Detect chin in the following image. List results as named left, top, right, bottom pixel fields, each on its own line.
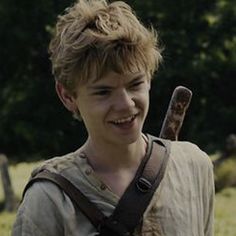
left=111, top=129, right=142, bottom=146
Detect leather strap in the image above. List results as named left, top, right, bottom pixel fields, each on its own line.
left=108, top=134, right=170, bottom=234
left=23, top=170, right=105, bottom=229
left=23, top=134, right=171, bottom=235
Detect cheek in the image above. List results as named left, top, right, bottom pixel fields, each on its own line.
left=133, top=91, right=149, bottom=118
left=139, top=89, right=150, bottom=107
left=81, top=110, right=101, bottom=134
left=80, top=101, right=107, bottom=125
left=141, top=90, right=150, bottom=116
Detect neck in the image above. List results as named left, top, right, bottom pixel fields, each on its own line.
left=82, top=134, right=147, bottom=173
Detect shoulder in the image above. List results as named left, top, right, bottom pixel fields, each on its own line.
left=168, top=140, right=214, bottom=178
left=26, top=150, right=88, bottom=199
left=13, top=181, right=65, bottom=235
left=148, top=134, right=213, bottom=171
left=21, top=180, right=66, bottom=211
left=171, top=141, right=212, bottom=164
left=31, top=150, right=80, bottom=177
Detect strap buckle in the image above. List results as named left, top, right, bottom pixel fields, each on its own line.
left=136, top=177, right=152, bottom=193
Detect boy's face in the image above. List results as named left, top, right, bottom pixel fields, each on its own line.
left=58, top=70, right=150, bottom=146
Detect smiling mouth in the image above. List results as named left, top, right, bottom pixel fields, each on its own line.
left=110, top=114, right=137, bottom=125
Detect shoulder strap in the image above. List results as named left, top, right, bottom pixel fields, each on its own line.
left=23, top=135, right=171, bottom=236
left=23, top=170, right=105, bottom=229
left=105, top=134, right=171, bottom=235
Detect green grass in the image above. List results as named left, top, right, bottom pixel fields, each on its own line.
left=215, top=188, right=236, bottom=236
left=0, top=212, right=16, bottom=236
left=1, top=161, right=236, bottom=235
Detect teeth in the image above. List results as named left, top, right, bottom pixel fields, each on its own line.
left=112, top=115, right=135, bottom=124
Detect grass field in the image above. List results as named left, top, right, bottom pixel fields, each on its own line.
left=0, top=161, right=236, bottom=236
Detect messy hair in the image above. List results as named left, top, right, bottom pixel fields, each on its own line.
left=49, top=0, right=162, bottom=94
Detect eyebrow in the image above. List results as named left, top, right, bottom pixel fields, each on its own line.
left=127, top=74, right=145, bottom=85
left=88, top=85, right=113, bottom=91
left=88, top=73, right=146, bottom=90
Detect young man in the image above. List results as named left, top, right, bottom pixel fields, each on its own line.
left=12, top=0, right=214, bottom=235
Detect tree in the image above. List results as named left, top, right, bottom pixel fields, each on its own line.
left=0, top=0, right=235, bottom=160
left=131, top=0, right=236, bottom=152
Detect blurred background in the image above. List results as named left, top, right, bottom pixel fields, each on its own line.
left=0, top=0, right=235, bottom=161
left=0, top=0, right=235, bottom=234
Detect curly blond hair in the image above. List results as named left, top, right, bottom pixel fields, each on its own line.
left=49, top=0, right=162, bottom=95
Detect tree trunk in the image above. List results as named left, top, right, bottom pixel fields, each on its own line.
left=0, top=154, right=17, bottom=212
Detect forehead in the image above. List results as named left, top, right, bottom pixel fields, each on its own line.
left=89, top=70, right=148, bottom=85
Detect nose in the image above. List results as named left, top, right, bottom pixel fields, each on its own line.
left=113, top=89, right=135, bottom=111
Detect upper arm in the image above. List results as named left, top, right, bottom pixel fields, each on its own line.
left=175, top=141, right=215, bottom=236
left=12, top=181, right=64, bottom=236
left=203, top=157, right=215, bottom=236
left=183, top=142, right=215, bottom=235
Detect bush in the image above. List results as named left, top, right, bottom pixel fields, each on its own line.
left=214, top=156, right=236, bottom=192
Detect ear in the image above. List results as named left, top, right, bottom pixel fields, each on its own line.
left=147, top=79, right=151, bottom=91
left=55, top=81, right=77, bottom=112
left=145, top=73, right=151, bottom=90
left=148, top=81, right=151, bottom=90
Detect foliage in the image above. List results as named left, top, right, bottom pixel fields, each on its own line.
left=131, top=0, right=236, bottom=152
left=0, top=0, right=87, bottom=160
left=214, top=156, right=236, bottom=192
left=0, top=0, right=235, bottom=160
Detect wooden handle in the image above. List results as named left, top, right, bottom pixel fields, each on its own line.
left=159, top=86, right=192, bottom=141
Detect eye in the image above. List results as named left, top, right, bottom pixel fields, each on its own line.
left=94, top=89, right=111, bottom=96
left=130, top=81, right=144, bottom=90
